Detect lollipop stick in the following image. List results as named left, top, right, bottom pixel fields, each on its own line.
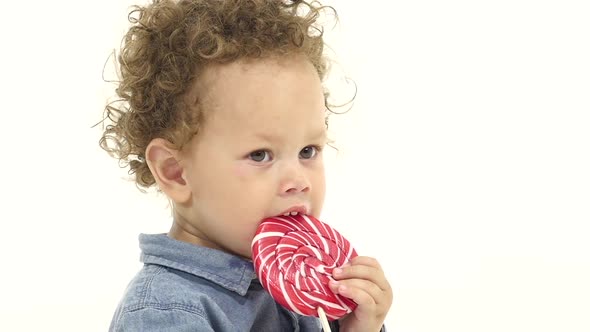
left=317, top=306, right=331, bottom=332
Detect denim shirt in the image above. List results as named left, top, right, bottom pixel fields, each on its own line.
left=108, top=233, right=340, bottom=331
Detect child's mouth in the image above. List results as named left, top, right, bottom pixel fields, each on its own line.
left=277, top=205, right=309, bottom=217
left=282, top=211, right=303, bottom=216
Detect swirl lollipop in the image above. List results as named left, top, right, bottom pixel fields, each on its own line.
left=251, top=213, right=358, bottom=324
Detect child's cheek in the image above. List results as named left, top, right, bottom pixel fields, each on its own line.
left=234, top=162, right=253, bottom=179
left=234, top=161, right=268, bottom=182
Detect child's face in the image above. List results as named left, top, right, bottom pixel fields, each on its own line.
left=176, top=56, right=327, bottom=259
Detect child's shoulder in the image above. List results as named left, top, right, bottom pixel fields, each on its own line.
left=109, top=264, right=223, bottom=331
left=118, top=264, right=220, bottom=311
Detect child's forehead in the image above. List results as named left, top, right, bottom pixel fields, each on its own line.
left=193, top=58, right=327, bottom=139
left=189, top=56, right=324, bottom=111
left=201, top=55, right=313, bottom=85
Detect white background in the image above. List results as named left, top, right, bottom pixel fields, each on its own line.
left=1, top=0, right=589, bottom=331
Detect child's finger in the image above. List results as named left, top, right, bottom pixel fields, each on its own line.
left=330, top=279, right=376, bottom=305
left=329, top=278, right=385, bottom=306
left=332, top=257, right=390, bottom=292
left=349, top=256, right=382, bottom=269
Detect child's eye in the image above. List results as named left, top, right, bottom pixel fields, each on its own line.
left=299, top=145, right=320, bottom=159
left=249, top=150, right=272, bottom=162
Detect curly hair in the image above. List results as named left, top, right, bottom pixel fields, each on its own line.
left=99, top=0, right=337, bottom=189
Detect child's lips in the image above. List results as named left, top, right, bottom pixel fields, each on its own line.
left=277, top=205, right=309, bottom=217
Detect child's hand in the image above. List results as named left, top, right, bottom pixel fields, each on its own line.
left=329, top=256, right=392, bottom=332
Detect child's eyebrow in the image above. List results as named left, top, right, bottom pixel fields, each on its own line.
left=254, top=132, right=281, bottom=143
left=253, top=129, right=327, bottom=143
left=309, top=129, right=328, bottom=141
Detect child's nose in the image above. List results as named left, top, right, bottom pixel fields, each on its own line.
left=279, top=163, right=311, bottom=195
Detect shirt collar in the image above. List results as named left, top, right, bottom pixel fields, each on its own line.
left=139, top=233, right=257, bottom=296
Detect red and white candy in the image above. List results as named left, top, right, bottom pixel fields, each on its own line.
left=251, top=213, right=358, bottom=320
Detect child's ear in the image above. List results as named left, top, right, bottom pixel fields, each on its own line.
left=145, top=138, right=190, bottom=204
